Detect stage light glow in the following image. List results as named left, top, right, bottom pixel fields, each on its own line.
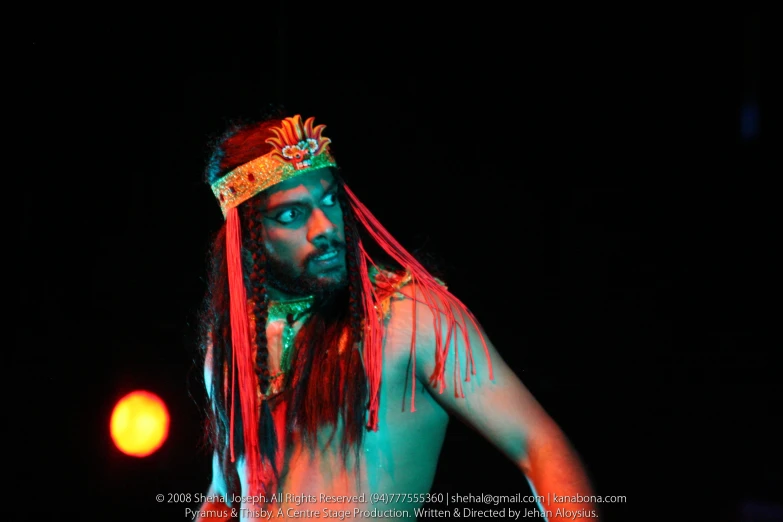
left=110, top=390, right=170, bottom=457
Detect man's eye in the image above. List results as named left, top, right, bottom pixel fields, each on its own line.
left=275, top=209, right=299, bottom=224
left=322, top=192, right=337, bottom=206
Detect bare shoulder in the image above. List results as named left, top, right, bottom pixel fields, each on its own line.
left=384, top=279, right=495, bottom=388
left=386, top=280, right=464, bottom=340
left=384, top=280, right=559, bottom=466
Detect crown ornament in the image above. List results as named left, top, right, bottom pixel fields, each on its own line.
left=210, top=115, right=337, bottom=217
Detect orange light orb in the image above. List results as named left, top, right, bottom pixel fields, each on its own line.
left=110, top=390, right=170, bottom=457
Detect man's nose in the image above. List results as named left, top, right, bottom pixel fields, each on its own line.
left=307, top=208, right=338, bottom=245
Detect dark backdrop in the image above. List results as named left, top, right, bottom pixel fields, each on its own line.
left=20, top=8, right=772, bottom=522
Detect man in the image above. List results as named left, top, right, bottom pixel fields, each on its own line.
left=194, top=113, right=599, bottom=521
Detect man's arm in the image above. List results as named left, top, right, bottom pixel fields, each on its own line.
left=191, top=451, right=234, bottom=521
left=391, top=284, right=599, bottom=522
left=194, top=339, right=235, bottom=522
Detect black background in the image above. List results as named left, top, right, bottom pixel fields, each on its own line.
left=19, top=8, right=773, bottom=522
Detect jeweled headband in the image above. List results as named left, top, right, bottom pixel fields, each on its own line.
left=210, top=115, right=338, bottom=217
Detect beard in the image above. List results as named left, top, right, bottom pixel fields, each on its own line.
left=265, top=242, right=348, bottom=299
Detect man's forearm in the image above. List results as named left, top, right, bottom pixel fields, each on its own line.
left=522, top=431, right=600, bottom=522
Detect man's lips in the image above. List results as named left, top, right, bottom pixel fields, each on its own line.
left=309, top=247, right=344, bottom=268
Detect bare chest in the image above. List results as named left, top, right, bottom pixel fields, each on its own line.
left=242, top=323, right=449, bottom=507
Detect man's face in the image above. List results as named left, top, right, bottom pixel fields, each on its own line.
left=257, top=168, right=348, bottom=299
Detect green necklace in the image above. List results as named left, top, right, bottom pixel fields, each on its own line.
left=265, top=295, right=314, bottom=386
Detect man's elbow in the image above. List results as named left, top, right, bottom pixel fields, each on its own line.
left=521, top=424, right=595, bottom=492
